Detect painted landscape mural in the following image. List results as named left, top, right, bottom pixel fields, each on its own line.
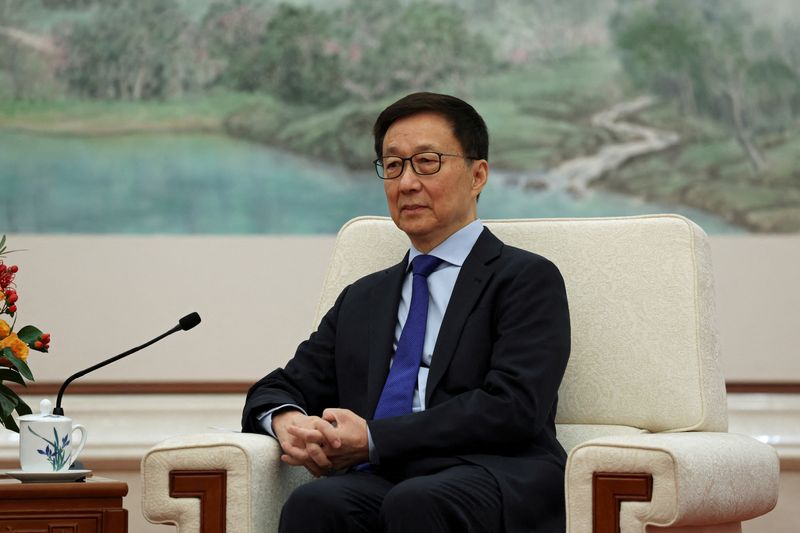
left=1, top=0, right=799, bottom=234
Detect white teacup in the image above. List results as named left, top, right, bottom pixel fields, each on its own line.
left=18, top=399, right=87, bottom=472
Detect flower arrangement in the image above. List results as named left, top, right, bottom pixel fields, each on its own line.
left=0, top=235, right=51, bottom=433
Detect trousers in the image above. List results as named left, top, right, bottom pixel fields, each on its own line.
left=279, top=464, right=504, bottom=533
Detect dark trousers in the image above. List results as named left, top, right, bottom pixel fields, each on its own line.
left=279, top=464, right=504, bottom=533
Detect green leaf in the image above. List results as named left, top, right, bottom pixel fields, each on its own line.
left=17, top=325, right=43, bottom=345
left=0, top=234, right=6, bottom=255
left=15, top=396, right=31, bottom=417
left=0, top=384, right=19, bottom=419
left=0, top=383, right=27, bottom=430
left=2, top=349, right=34, bottom=381
left=1, top=412, right=19, bottom=432
left=0, top=382, right=20, bottom=400
left=0, top=399, right=15, bottom=421
left=0, top=368, right=26, bottom=385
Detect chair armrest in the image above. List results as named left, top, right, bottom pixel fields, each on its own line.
left=141, top=432, right=312, bottom=533
left=565, top=432, right=779, bottom=532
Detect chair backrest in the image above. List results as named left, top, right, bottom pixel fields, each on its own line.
left=314, top=215, right=727, bottom=436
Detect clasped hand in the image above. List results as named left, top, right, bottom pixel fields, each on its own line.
left=272, top=408, right=369, bottom=477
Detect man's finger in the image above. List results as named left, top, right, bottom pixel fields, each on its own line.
left=289, top=423, right=341, bottom=450
left=280, top=453, right=304, bottom=466
left=281, top=455, right=324, bottom=477
left=287, top=425, right=329, bottom=447
left=278, top=432, right=305, bottom=447
left=312, top=417, right=342, bottom=448
left=280, top=440, right=311, bottom=462
left=305, top=442, right=333, bottom=469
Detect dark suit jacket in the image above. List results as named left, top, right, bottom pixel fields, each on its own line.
left=242, top=228, right=571, bottom=532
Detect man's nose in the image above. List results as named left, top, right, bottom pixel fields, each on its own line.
left=397, top=161, right=422, bottom=191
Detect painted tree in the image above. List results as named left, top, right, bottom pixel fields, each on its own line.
left=198, top=0, right=270, bottom=91
left=610, top=0, right=800, bottom=173
left=61, top=0, right=193, bottom=100
left=360, top=0, right=492, bottom=97
left=0, top=0, right=58, bottom=100
left=210, top=0, right=493, bottom=105
left=250, top=4, right=347, bottom=105
left=324, top=0, right=493, bottom=101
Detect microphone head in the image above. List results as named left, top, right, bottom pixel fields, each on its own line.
left=179, top=312, right=201, bottom=331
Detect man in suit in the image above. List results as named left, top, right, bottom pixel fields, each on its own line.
left=242, top=92, right=571, bottom=532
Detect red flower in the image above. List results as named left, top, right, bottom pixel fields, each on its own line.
left=0, top=261, right=16, bottom=290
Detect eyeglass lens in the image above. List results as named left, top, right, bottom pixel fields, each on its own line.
left=376, top=152, right=442, bottom=179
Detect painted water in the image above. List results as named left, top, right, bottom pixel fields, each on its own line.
left=0, top=130, right=741, bottom=234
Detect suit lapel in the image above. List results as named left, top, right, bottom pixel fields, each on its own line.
left=366, top=254, right=408, bottom=416
left=425, top=228, right=503, bottom=406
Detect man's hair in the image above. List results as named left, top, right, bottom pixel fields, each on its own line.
left=373, top=92, right=489, bottom=160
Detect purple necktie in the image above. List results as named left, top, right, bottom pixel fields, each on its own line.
left=373, top=254, right=443, bottom=419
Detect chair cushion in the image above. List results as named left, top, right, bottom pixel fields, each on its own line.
left=556, top=423, right=648, bottom=453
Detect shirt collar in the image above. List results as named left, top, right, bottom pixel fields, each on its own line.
left=408, top=219, right=484, bottom=269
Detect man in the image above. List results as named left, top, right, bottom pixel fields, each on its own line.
left=242, top=92, right=571, bottom=532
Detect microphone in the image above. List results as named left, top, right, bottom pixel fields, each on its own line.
left=52, top=312, right=201, bottom=416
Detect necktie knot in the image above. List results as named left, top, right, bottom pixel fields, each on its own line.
left=412, top=254, right=442, bottom=278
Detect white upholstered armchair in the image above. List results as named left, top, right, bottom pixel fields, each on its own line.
left=142, top=215, right=779, bottom=532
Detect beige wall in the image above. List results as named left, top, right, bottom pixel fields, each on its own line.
left=5, top=230, right=799, bottom=385
left=7, top=234, right=336, bottom=383
left=711, top=235, right=800, bottom=381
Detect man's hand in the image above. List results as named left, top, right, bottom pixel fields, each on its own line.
left=272, top=409, right=340, bottom=477
left=320, top=408, right=370, bottom=470
left=273, top=408, right=370, bottom=474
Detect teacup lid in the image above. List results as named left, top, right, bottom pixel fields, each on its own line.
left=18, top=399, right=69, bottom=422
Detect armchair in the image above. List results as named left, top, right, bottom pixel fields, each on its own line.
left=142, top=215, right=779, bottom=532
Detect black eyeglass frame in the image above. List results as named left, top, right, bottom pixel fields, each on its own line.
left=373, top=152, right=476, bottom=180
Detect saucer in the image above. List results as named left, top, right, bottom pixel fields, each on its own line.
left=4, top=469, right=92, bottom=483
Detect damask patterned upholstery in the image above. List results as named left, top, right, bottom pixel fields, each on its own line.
left=320, top=215, right=726, bottom=435
left=141, top=215, right=779, bottom=532
left=566, top=433, right=779, bottom=531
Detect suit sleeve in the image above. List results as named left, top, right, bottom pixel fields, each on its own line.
left=241, top=286, right=349, bottom=433
left=368, top=257, right=570, bottom=461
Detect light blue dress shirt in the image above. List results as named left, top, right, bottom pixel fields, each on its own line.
left=261, top=219, right=485, bottom=463
left=400, top=218, right=484, bottom=412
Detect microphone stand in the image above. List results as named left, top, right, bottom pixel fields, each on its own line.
left=53, top=313, right=200, bottom=416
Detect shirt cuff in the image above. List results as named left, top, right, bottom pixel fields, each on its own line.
left=257, top=404, right=306, bottom=438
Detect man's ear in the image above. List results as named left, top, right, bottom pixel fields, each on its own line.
left=471, top=159, right=489, bottom=197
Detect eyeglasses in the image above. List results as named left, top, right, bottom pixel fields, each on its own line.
left=373, top=152, right=474, bottom=180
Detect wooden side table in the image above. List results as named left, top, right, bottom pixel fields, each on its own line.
left=0, top=475, right=128, bottom=532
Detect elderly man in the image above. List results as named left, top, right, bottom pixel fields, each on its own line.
left=242, top=92, right=571, bottom=532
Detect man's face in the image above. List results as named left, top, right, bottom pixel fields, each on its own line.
left=382, top=112, right=488, bottom=253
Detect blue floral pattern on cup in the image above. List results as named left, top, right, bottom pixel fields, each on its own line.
left=28, top=426, right=71, bottom=471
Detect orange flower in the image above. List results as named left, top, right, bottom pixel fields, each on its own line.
left=0, top=319, right=9, bottom=338
left=0, top=333, right=28, bottom=361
